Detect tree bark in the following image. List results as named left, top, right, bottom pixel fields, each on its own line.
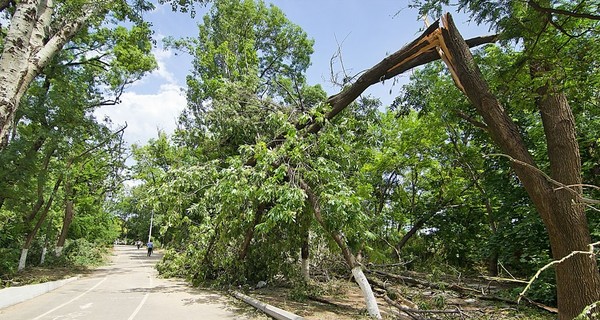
left=18, top=184, right=53, bottom=271
left=300, top=205, right=311, bottom=282
left=244, top=30, right=497, bottom=166
left=438, top=13, right=600, bottom=319
left=0, top=0, right=100, bottom=146
left=40, top=213, right=53, bottom=264
left=18, top=169, right=62, bottom=271
left=56, top=181, right=74, bottom=257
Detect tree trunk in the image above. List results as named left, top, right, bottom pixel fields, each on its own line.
left=18, top=249, right=29, bottom=271
left=201, top=224, right=220, bottom=271
left=0, top=0, right=37, bottom=146
left=55, top=180, right=74, bottom=256
left=300, top=205, right=311, bottom=282
left=301, top=234, right=310, bottom=282
left=18, top=198, right=51, bottom=271
left=536, top=88, right=600, bottom=319
left=238, top=203, right=266, bottom=260
left=0, top=0, right=99, bottom=146
left=40, top=214, right=53, bottom=264
left=56, top=199, right=74, bottom=257
left=18, top=172, right=62, bottom=270
left=439, top=14, right=600, bottom=318
left=294, top=169, right=382, bottom=319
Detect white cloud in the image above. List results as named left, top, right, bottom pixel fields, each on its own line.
left=95, top=83, right=186, bottom=146
left=95, top=46, right=190, bottom=146
left=152, top=48, right=178, bottom=84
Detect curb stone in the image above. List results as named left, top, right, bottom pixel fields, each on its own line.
left=231, top=290, right=305, bottom=320
left=0, top=277, right=79, bottom=309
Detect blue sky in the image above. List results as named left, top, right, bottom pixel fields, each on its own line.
left=94, top=1, right=490, bottom=146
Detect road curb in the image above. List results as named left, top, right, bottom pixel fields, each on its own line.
left=0, top=276, right=79, bottom=309
left=231, top=290, right=305, bottom=320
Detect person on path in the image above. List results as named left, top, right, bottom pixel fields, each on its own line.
left=147, top=239, right=153, bottom=256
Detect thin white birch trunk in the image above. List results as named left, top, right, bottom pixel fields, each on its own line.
left=301, top=258, right=310, bottom=281
left=352, top=266, right=382, bottom=319
left=18, top=248, right=29, bottom=271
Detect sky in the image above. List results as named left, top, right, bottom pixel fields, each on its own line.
left=94, top=1, right=491, bottom=147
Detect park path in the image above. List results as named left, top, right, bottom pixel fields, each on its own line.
left=0, top=245, right=265, bottom=320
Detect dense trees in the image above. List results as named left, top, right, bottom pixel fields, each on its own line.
left=408, top=2, right=600, bottom=317
left=2, top=0, right=599, bottom=319
left=0, top=0, right=156, bottom=271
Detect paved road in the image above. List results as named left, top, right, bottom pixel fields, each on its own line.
left=0, top=245, right=266, bottom=320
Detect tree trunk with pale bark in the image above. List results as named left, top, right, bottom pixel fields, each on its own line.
left=293, top=168, right=382, bottom=319
left=0, top=0, right=99, bottom=147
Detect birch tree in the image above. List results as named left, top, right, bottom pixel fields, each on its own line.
left=0, top=0, right=202, bottom=148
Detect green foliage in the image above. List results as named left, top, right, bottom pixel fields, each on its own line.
left=111, top=3, right=599, bottom=317
left=0, top=248, right=21, bottom=276
left=0, top=0, right=157, bottom=272
left=60, top=238, right=110, bottom=267
left=170, top=0, right=315, bottom=155
left=574, top=301, right=600, bottom=320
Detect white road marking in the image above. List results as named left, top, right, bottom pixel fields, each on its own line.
left=32, top=277, right=108, bottom=320
left=127, top=272, right=154, bottom=320
left=79, top=302, right=93, bottom=309
left=127, top=293, right=149, bottom=320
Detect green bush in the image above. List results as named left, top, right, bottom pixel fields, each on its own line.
left=0, top=248, right=20, bottom=276
left=61, top=238, right=109, bottom=267
left=156, top=249, right=187, bottom=278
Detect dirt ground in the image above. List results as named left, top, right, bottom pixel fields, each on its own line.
left=243, top=278, right=555, bottom=320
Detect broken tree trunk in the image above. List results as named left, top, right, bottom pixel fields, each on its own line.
left=244, top=29, right=496, bottom=166
left=437, top=13, right=600, bottom=319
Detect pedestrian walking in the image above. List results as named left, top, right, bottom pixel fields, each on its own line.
left=147, top=239, right=154, bottom=256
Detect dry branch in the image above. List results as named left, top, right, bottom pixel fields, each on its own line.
left=368, top=269, right=481, bottom=294
left=368, top=276, right=419, bottom=309
left=518, top=241, right=600, bottom=303
left=370, top=269, right=558, bottom=314
left=383, top=295, right=463, bottom=319
left=480, top=276, right=528, bottom=284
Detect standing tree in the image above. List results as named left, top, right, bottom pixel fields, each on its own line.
left=0, top=12, right=156, bottom=270
left=406, top=2, right=600, bottom=316
left=0, top=0, right=206, bottom=148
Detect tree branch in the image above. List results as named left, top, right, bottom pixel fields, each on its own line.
left=487, top=153, right=600, bottom=205
left=528, top=0, right=600, bottom=21
left=518, top=241, right=600, bottom=303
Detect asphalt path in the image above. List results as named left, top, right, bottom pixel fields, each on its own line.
left=0, top=245, right=265, bottom=320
